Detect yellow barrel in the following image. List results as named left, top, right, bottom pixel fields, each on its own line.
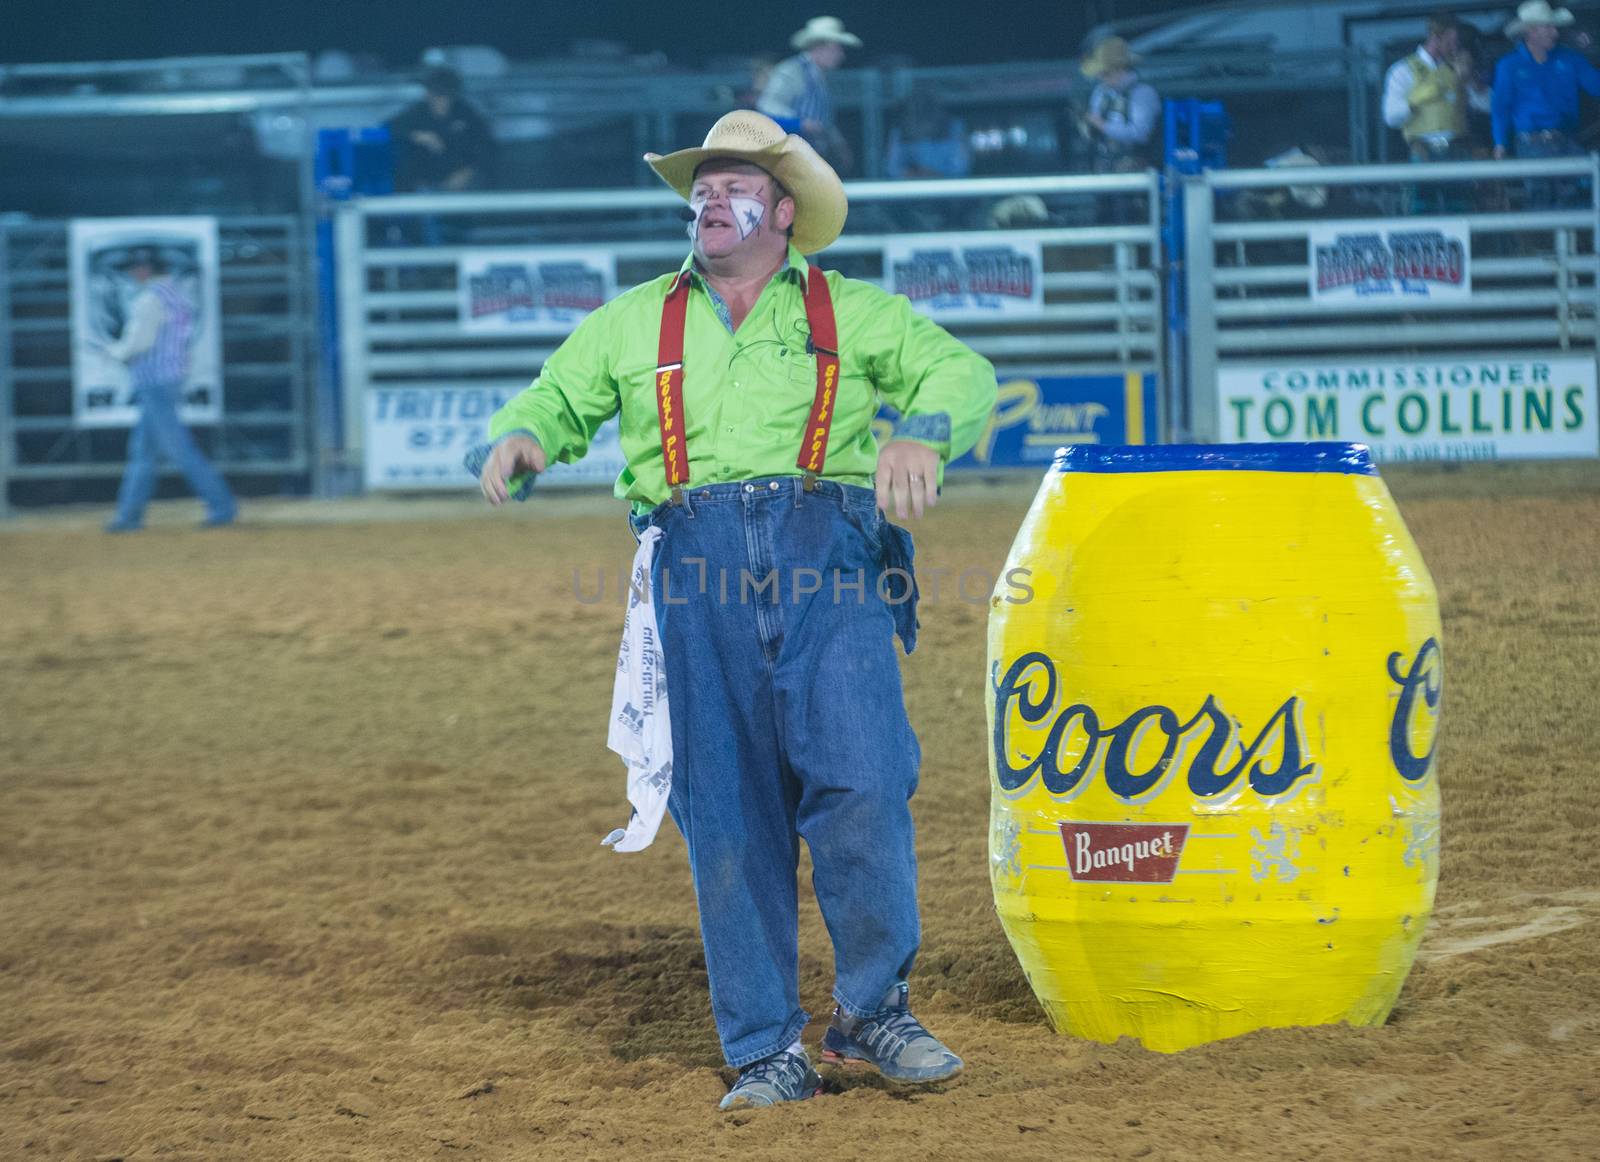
left=987, top=442, right=1441, bottom=1052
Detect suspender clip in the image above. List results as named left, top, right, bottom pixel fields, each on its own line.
left=670, top=485, right=686, bottom=506
left=801, top=471, right=819, bottom=492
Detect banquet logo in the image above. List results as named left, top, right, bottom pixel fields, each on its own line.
left=991, top=652, right=1317, bottom=801
left=1060, top=821, right=1189, bottom=883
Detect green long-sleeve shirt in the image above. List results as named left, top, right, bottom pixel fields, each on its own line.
left=485, top=245, right=998, bottom=510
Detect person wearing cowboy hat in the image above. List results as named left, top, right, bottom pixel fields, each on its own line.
left=757, top=16, right=862, bottom=169
left=100, top=246, right=237, bottom=533
left=1078, top=36, right=1160, bottom=174
left=1491, top=2, right=1600, bottom=162
left=469, top=110, right=994, bottom=1111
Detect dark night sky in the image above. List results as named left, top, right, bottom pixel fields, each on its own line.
left=9, top=1, right=1193, bottom=69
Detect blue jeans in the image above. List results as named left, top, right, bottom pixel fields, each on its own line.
left=1515, top=133, right=1587, bottom=210
left=113, top=381, right=236, bottom=527
left=631, top=477, right=923, bottom=1067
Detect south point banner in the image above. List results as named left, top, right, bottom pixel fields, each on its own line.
left=458, top=249, right=615, bottom=334
left=878, top=372, right=1159, bottom=468
left=365, top=386, right=625, bottom=490
left=885, top=234, right=1044, bottom=322
left=69, top=217, right=223, bottom=428
left=1217, top=356, right=1598, bottom=461
left=1310, top=218, right=1470, bottom=305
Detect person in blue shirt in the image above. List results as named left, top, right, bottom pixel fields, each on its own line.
left=1491, top=2, right=1600, bottom=159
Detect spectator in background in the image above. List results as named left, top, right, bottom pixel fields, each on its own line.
left=758, top=15, right=861, bottom=172
left=1079, top=37, right=1160, bottom=174
left=101, top=249, right=236, bottom=534
left=1384, top=13, right=1491, bottom=162
left=1492, top=2, right=1600, bottom=161
left=885, top=95, right=970, bottom=180
left=388, top=66, right=494, bottom=192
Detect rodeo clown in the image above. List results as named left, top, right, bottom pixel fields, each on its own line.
left=469, top=110, right=997, bottom=1111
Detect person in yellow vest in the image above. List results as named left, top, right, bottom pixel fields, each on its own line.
left=1382, top=13, right=1491, bottom=163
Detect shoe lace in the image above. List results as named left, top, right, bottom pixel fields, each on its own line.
left=857, top=1008, right=929, bottom=1062
left=737, top=1051, right=805, bottom=1092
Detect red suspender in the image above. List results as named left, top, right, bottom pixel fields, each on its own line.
left=797, top=268, right=840, bottom=479
left=655, top=271, right=692, bottom=488
left=654, top=265, right=839, bottom=493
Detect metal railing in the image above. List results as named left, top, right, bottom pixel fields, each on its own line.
left=0, top=215, right=316, bottom=513
left=331, top=173, right=1164, bottom=472
left=1179, top=155, right=1600, bottom=440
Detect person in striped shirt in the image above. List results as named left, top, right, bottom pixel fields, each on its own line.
left=103, top=248, right=236, bottom=533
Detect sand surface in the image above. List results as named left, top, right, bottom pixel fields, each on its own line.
left=2, top=464, right=1598, bottom=1160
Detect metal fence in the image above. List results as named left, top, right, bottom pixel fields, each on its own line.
left=0, top=215, right=316, bottom=514
left=331, top=173, right=1164, bottom=476
left=1179, top=155, right=1600, bottom=442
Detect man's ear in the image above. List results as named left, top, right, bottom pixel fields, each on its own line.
left=773, top=194, right=797, bottom=233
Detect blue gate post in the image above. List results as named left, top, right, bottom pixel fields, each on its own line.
left=314, top=127, right=392, bottom=495
left=1162, top=99, right=1229, bottom=441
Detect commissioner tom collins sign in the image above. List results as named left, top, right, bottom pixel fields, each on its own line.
left=1217, top=356, right=1598, bottom=461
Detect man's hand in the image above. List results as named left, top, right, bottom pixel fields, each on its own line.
left=876, top=439, right=941, bottom=520
left=479, top=434, right=546, bottom=506
left=410, top=130, right=446, bottom=154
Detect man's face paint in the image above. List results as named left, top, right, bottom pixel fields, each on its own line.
left=687, top=194, right=767, bottom=242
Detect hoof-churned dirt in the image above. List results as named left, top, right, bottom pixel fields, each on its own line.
left=3, top=463, right=1597, bottom=1160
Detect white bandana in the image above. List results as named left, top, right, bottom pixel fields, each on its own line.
left=687, top=195, right=767, bottom=241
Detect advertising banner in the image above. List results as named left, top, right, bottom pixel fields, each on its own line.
left=1309, top=218, right=1470, bottom=305
left=1216, top=356, right=1598, bottom=461
left=69, top=216, right=223, bottom=428
left=879, top=371, right=1160, bottom=469
left=458, top=248, right=615, bottom=335
left=365, top=386, right=626, bottom=490
left=884, top=234, right=1045, bottom=322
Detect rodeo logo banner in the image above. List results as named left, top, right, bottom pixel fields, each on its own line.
left=1309, top=218, right=1470, bottom=305
left=885, top=234, right=1044, bottom=323
left=69, top=216, right=223, bottom=429
left=458, top=248, right=615, bottom=335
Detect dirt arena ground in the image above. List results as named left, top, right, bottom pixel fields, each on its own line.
left=2, top=462, right=1598, bottom=1161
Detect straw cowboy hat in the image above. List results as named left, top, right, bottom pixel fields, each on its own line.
left=1080, top=36, right=1139, bottom=79
left=1506, top=1, right=1574, bottom=35
left=645, top=109, right=848, bottom=254
left=791, top=15, right=862, bottom=50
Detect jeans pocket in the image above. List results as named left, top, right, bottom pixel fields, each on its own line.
left=880, top=520, right=920, bottom=655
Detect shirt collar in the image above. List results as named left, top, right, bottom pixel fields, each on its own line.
left=1416, top=45, right=1437, bottom=68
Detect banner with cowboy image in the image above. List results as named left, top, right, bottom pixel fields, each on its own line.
left=69, top=217, right=223, bottom=428
left=458, top=248, right=616, bottom=335
left=1310, top=218, right=1471, bottom=306
left=885, top=233, right=1045, bottom=322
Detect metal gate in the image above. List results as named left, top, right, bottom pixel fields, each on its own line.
left=0, top=214, right=316, bottom=514
left=1180, top=156, right=1600, bottom=444
left=331, top=172, right=1166, bottom=483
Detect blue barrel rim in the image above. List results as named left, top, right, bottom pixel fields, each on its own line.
left=1052, top=442, right=1377, bottom=475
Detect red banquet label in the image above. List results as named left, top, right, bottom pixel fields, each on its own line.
left=1060, top=821, right=1189, bottom=883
